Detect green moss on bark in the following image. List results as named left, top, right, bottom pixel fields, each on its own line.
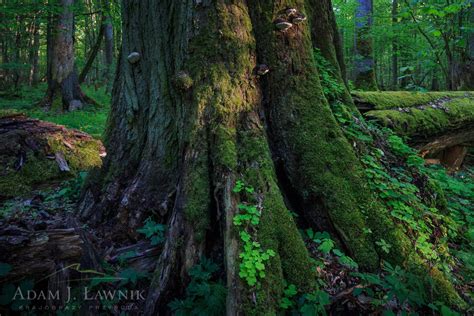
left=214, top=126, right=238, bottom=171
left=238, top=127, right=317, bottom=315
left=182, top=150, right=211, bottom=243
left=366, top=97, right=474, bottom=136
left=181, top=3, right=317, bottom=313
left=248, top=0, right=379, bottom=270
left=0, top=136, right=102, bottom=198
left=354, top=91, right=474, bottom=110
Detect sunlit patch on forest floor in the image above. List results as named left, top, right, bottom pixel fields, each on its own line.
left=0, top=84, right=110, bottom=139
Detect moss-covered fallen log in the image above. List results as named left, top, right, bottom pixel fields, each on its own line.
left=0, top=113, right=104, bottom=198
left=363, top=97, right=474, bottom=138
left=353, top=91, right=474, bottom=111
left=354, top=92, right=474, bottom=168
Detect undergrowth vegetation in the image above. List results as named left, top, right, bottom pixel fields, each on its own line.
left=332, top=101, right=473, bottom=314
left=233, top=180, right=276, bottom=287
left=169, top=258, right=227, bottom=316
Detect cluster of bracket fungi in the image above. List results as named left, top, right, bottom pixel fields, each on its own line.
left=253, top=9, right=307, bottom=77
left=274, top=7, right=307, bottom=32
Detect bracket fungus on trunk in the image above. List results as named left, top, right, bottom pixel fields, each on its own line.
left=127, top=52, right=141, bottom=64
left=255, top=64, right=270, bottom=76
left=292, top=13, right=307, bottom=24
left=274, top=18, right=293, bottom=31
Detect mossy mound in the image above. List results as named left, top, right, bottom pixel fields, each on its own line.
left=0, top=113, right=104, bottom=198
left=364, top=97, right=474, bottom=137
left=353, top=91, right=474, bottom=110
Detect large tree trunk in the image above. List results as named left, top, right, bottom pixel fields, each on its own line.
left=354, top=0, right=378, bottom=90
left=43, top=0, right=89, bottom=111
left=79, top=0, right=461, bottom=313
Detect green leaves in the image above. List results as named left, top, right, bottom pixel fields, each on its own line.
left=233, top=180, right=276, bottom=286
left=137, top=217, right=166, bottom=245
left=233, top=204, right=260, bottom=226
left=0, top=263, right=12, bottom=278
left=305, top=229, right=359, bottom=269
left=314, top=49, right=345, bottom=100
left=375, top=239, right=392, bottom=254
left=280, top=283, right=298, bottom=309
left=118, top=268, right=148, bottom=286
left=279, top=283, right=330, bottom=315
left=169, top=258, right=226, bottom=316
left=299, top=290, right=331, bottom=316
left=238, top=234, right=275, bottom=286
left=232, top=180, right=254, bottom=194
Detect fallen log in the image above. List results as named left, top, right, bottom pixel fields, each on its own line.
left=352, top=91, right=474, bottom=111
left=0, top=225, right=83, bottom=283
left=362, top=97, right=474, bottom=139
left=0, top=212, right=161, bottom=285
left=417, top=128, right=474, bottom=154
left=353, top=92, right=474, bottom=168
left=0, top=113, right=104, bottom=199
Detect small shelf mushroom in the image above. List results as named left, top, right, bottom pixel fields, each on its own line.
left=286, top=8, right=297, bottom=16
left=292, top=14, right=307, bottom=24
left=274, top=18, right=293, bottom=31
left=127, top=52, right=141, bottom=64
left=255, top=64, right=270, bottom=76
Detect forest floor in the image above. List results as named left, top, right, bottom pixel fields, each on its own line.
left=0, top=84, right=110, bottom=139
left=0, top=86, right=473, bottom=315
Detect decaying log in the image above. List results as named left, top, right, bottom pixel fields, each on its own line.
left=416, top=128, right=474, bottom=169
left=106, top=241, right=162, bottom=272
left=0, top=225, right=83, bottom=283
left=0, top=213, right=161, bottom=286
left=55, top=152, right=71, bottom=172
left=441, top=146, right=468, bottom=170
left=0, top=113, right=94, bottom=140
left=0, top=113, right=104, bottom=199
left=352, top=93, right=474, bottom=168
left=417, top=127, right=474, bottom=155
left=0, top=114, right=104, bottom=159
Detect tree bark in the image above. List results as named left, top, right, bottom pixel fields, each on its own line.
left=13, top=15, right=23, bottom=88
left=79, top=0, right=462, bottom=313
left=103, top=0, right=114, bottom=90
left=29, top=14, right=41, bottom=86
left=307, top=0, right=353, bottom=104
left=460, top=3, right=474, bottom=89
left=354, top=0, right=377, bottom=90
left=43, top=0, right=89, bottom=111
left=391, top=0, right=398, bottom=89
left=78, top=13, right=106, bottom=83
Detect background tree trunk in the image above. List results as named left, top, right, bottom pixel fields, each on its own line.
left=78, top=13, right=106, bottom=83
left=307, top=0, right=353, bottom=104
left=44, top=0, right=88, bottom=111
left=391, top=0, right=398, bottom=89
left=460, top=4, right=473, bottom=89
left=79, top=0, right=461, bottom=313
left=13, top=16, right=23, bottom=88
left=103, top=0, right=114, bottom=91
left=354, top=0, right=378, bottom=90
left=29, top=14, right=41, bottom=86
